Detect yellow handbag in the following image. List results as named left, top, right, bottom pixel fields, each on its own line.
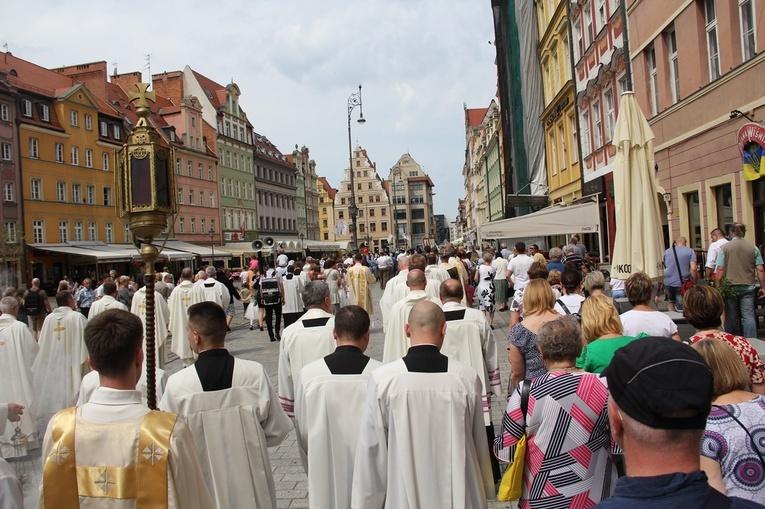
left=497, top=380, right=530, bottom=502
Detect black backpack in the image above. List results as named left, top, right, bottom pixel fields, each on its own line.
left=556, top=298, right=582, bottom=324
left=25, top=289, right=42, bottom=315
left=260, top=277, right=281, bottom=306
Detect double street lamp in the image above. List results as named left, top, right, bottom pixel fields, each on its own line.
left=347, top=85, right=366, bottom=252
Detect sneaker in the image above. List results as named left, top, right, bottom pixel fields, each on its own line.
left=250, top=325, right=254, bottom=330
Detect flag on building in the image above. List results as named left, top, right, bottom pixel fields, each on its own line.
left=739, top=123, right=765, bottom=181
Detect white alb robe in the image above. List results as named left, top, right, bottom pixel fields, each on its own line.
left=441, top=301, right=502, bottom=425
left=351, top=358, right=494, bottom=509
left=39, top=388, right=214, bottom=508
left=0, top=315, right=39, bottom=456
left=77, top=365, right=169, bottom=406
left=131, top=287, right=170, bottom=368
left=167, top=281, right=206, bottom=363
left=379, top=269, right=408, bottom=332
left=382, top=291, right=441, bottom=363
left=159, top=358, right=293, bottom=509
left=277, top=309, right=336, bottom=418
left=282, top=275, right=305, bottom=314
left=425, top=264, right=451, bottom=283
left=31, top=307, right=89, bottom=421
left=295, top=357, right=382, bottom=509
left=87, top=294, right=128, bottom=319
left=200, top=279, right=230, bottom=309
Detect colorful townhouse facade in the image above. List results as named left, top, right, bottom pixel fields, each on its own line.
left=253, top=133, right=298, bottom=239
left=387, top=153, right=436, bottom=249
left=289, top=145, right=320, bottom=241
left=317, top=177, right=337, bottom=242
left=0, top=69, right=23, bottom=286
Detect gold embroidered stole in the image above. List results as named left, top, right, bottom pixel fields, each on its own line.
left=43, top=407, right=178, bottom=508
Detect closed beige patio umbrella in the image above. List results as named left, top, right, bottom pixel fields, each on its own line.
left=610, top=92, right=665, bottom=281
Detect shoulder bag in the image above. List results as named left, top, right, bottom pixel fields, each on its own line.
left=671, top=243, right=694, bottom=296
left=497, top=379, right=531, bottom=502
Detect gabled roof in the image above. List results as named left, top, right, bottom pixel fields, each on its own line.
left=466, top=107, right=489, bottom=128
left=191, top=70, right=225, bottom=111
left=253, top=132, right=293, bottom=169
left=318, top=177, right=338, bottom=200
left=408, top=175, right=435, bottom=186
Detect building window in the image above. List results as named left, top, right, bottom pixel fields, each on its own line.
left=189, top=189, right=194, bottom=205
left=86, top=185, right=95, bottom=204
left=41, top=104, right=50, bottom=122
left=592, top=100, right=603, bottom=149
left=197, top=163, right=203, bottom=179
left=178, top=187, right=184, bottom=204
left=740, top=0, right=756, bottom=62
left=666, top=29, right=680, bottom=103
left=569, top=112, right=579, bottom=163
left=0, top=104, right=8, bottom=121
left=199, top=191, right=204, bottom=206
left=22, top=100, right=32, bottom=117
left=85, top=149, right=93, bottom=168
left=596, top=0, right=606, bottom=31
left=604, top=88, right=615, bottom=142
left=201, top=218, right=206, bottom=233
left=33, top=220, right=44, bottom=243
left=29, top=138, right=39, bottom=159
left=686, top=191, right=702, bottom=249
left=72, top=183, right=81, bottom=204
left=582, top=110, right=591, bottom=155
left=59, top=221, right=69, bottom=242
left=338, top=211, right=344, bottom=219
left=220, top=177, right=226, bottom=196
left=100, top=121, right=108, bottom=137
left=103, top=187, right=112, bottom=206
left=715, top=184, right=734, bottom=235
left=102, top=152, right=110, bottom=170
left=227, top=179, right=233, bottom=197
left=113, top=125, right=121, bottom=140
left=647, top=45, right=659, bottom=115
left=53, top=142, right=63, bottom=163
left=705, top=0, right=721, bottom=80
left=236, top=181, right=241, bottom=199
left=618, top=72, right=629, bottom=94
left=574, top=21, right=583, bottom=60
left=178, top=217, right=186, bottom=234
left=190, top=218, right=196, bottom=234
left=5, top=222, right=16, bottom=243
left=57, top=182, right=66, bottom=202
left=208, top=165, right=213, bottom=180
left=381, top=221, right=388, bottom=232
left=71, top=146, right=79, bottom=166
left=105, top=222, right=113, bottom=243
left=88, top=221, right=96, bottom=241
left=84, top=114, right=92, bottom=130
left=209, top=192, right=215, bottom=208
left=584, top=5, right=593, bottom=45
left=3, top=182, right=13, bottom=202
left=1, top=143, right=10, bottom=161
left=70, top=110, right=78, bottom=126
left=558, top=122, right=567, bottom=170
left=185, top=161, right=191, bottom=176
left=549, top=128, right=558, bottom=175
left=73, top=221, right=83, bottom=241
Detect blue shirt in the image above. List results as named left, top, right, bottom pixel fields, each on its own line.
left=547, top=260, right=564, bottom=272
left=76, top=287, right=95, bottom=308
left=663, top=245, right=696, bottom=287
left=594, top=471, right=764, bottom=509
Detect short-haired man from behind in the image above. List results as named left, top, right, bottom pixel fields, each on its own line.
left=87, top=280, right=128, bottom=319
left=278, top=281, right=337, bottom=418
left=39, top=309, right=214, bottom=508
left=294, top=306, right=382, bottom=509
left=595, top=337, right=765, bottom=509
left=352, top=301, right=494, bottom=508
left=160, top=302, right=292, bottom=509
left=23, top=277, right=51, bottom=339
left=706, top=228, right=729, bottom=278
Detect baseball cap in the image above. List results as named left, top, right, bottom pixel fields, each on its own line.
left=602, top=336, right=713, bottom=430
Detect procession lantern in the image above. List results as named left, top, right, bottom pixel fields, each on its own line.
left=10, top=423, right=31, bottom=484
left=115, top=83, right=177, bottom=410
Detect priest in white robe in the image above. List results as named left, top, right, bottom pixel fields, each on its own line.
left=200, top=266, right=230, bottom=309
left=87, top=280, right=128, bottom=319
left=351, top=301, right=494, bottom=508
left=39, top=309, right=214, bottom=508
left=131, top=275, right=170, bottom=369
left=168, top=268, right=206, bottom=367
left=77, top=364, right=169, bottom=406
left=425, top=252, right=450, bottom=282
left=160, top=301, right=292, bottom=509
left=0, top=297, right=39, bottom=457
left=346, top=254, right=376, bottom=314
left=278, top=281, right=336, bottom=418
left=32, top=291, right=89, bottom=423
left=294, top=305, right=381, bottom=509
left=379, top=256, right=409, bottom=332
left=382, top=270, right=441, bottom=363
left=439, top=279, right=503, bottom=482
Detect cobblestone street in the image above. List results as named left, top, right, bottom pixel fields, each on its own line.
left=21, top=283, right=516, bottom=508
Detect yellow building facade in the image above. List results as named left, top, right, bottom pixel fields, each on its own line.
left=317, top=177, right=337, bottom=242
left=538, top=0, right=581, bottom=204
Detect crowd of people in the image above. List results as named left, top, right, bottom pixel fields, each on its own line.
left=0, top=229, right=764, bottom=508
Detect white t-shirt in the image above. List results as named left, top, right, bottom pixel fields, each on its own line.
left=554, top=293, right=586, bottom=315
left=492, top=257, right=508, bottom=280
left=706, top=238, right=729, bottom=270
left=508, top=254, right=534, bottom=290
left=377, top=255, right=393, bottom=269
left=620, top=310, right=678, bottom=338
left=610, top=278, right=625, bottom=292
left=277, top=253, right=289, bottom=267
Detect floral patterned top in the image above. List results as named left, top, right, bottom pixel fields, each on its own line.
left=688, top=331, right=765, bottom=385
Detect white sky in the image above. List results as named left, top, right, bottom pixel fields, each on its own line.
left=3, top=0, right=498, bottom=218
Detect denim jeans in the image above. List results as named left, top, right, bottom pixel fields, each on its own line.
left=665, top=285, right=683, bottom=311
left=723, top=287, right=758, bottom=339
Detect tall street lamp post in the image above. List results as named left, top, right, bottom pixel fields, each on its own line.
left=209, top=226, right=215, bottom=267
left=347, top=85, right=366, bottom=252
left=115, top=83, right=176, bottom=410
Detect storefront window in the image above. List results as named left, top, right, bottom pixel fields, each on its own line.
left=714, top=184, right=733, bottom=235
left=686, top=191, right=702, bottom=249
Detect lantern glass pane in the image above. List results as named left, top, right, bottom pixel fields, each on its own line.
left=155, top=155, right=170, bottom=207
left=130, top=155, right=152, bottom=206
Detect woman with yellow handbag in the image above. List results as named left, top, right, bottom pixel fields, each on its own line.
left=494, top=316, right=619, bottom=507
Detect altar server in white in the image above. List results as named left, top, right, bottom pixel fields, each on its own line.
left=379, top=256, right=408, bottom=331
left=87, top=280, right=128, bottom=319
left=278, top=281, right=336, bottom=418
left=0, top=403, right=24, bottom=508
left=294, top=306, right=381, bottom=509
left=425, top=252, right=450, bottom=282
left=382, top=269, right=441, bottom=363
left=160, top=302, right=292, bottom=509
left=200, top=265, right=230, bottom=308
left=77, top=364, right=169, bottom=406
left=38, top=309, right=214, bottom=508
left=381, top=255, right=441, bottom=332
left=439, top=279, right=503, bottom=482
left=0, top=297, right=38, bottom=457
left=131, top=274, right=170, bottom=368
left=352, top=301, right=494, bottom=508
left=32, top=291, right=89, bottom=423
left=168, top=267, right=206, bottom=367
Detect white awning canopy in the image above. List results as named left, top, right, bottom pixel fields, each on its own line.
left=477, top=200, right=602, bottom=260
left=159, top=240, right=232, bottom=260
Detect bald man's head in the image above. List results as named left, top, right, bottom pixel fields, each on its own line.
left=409, top=253, right=427, bottom=271
left=439, top=278, right=463, bottom=302
left=406, top=301, right=446, bottom=348
left=406, top=269, right=426, bottom=291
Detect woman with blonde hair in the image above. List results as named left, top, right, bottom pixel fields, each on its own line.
left=576, top=294, right=641, bottom=373
left=507, top=279, right=563, bottom=387
left=583, top=270, right=606, bottom=297
left=619, top=271, right=681, bottom=340
left=693, top=339, right=765, bottom=504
